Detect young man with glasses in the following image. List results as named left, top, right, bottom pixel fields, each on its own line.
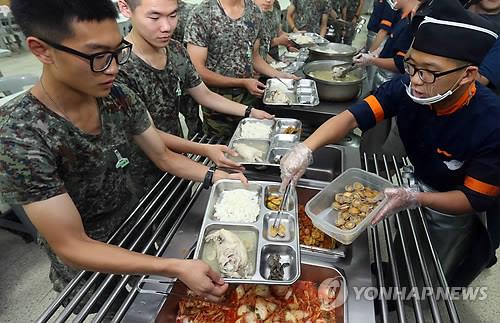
left=115, top=0, right=272, bottom=192
left=280, top=0, right=500, bottom=286
left=0, top=0, right=246, bottom=309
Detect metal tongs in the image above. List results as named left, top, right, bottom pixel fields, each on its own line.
left=272, top=183, right=292, bottom=231
left=338, top=64, right=359, bottom=78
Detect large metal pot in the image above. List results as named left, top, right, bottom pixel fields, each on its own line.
left=303, top=60, right=366, bottom=102
left=308, top=43, right=357, bottom=62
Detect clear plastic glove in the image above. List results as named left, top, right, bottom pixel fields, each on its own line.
left=371, top=187, right=421, bottom=224
left=279, top=143, right=313, bottom=191
left=352, top=52, right=377, bottom=67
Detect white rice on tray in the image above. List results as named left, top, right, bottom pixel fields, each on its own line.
left=213, top=189, right=260, bottom=223
left=240, top=122, right=272, bottom=139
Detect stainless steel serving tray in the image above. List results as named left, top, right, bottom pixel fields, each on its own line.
left=227, top=117, right=303, bottom=166
left=263, top=78, right=320, bottom=106
left=193, top=180, right=301, bottom=285
left=289, top=32, right=330, bottom=48
left=155, top=259, right=347, bottom=323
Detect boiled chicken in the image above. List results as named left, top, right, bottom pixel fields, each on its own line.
left=233, top=143, right=265, bottom=162
left=205, top=229, right=250, bottom=278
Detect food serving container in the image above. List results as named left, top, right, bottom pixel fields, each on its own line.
left=305, top=168, right=393, bottom=245
left=303, top=60, right=366, bottom=102
left=309, top=42, right=358, bottom=62
left=193, top=180, right=301, bottom=284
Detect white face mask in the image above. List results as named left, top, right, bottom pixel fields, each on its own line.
left=404, top=71, right=466, bottom=105
left=404, top=82, right=456, bottom=105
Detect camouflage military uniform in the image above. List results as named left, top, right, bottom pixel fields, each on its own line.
left=0, top=85, right=151, bottom=310
left=171, top=1, right=202, bottom=140
left=116, top=39, right=202, bottom=193
left=290, top=0, right=331, bottom=34
left=184, top=0, right=262, bottom=138
left=172, top=1, right=197, bottom=42
left=332, top=0, right=360, bottom=44
left=260, top=4, right=282, bottom=61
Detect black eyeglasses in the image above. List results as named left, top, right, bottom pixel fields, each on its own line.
left=40, top=38, right=132, bottom=72
left=404, top=59, right=472, bottom=84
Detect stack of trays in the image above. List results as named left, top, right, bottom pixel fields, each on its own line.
left=288, top=32, right=330, bottom=48
left=227, top=118, right=302, bottom=166
left=263, top=79, right=320, bottom=106
left=193, top=180, right=301, bottom=284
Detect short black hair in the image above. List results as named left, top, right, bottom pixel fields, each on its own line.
left=11, top=0, right=119, bottom=43
left=126, top=0, right=181, bottom=11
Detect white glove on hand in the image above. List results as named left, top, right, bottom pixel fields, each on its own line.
left=371, top=187, right=421, bottom=224
left=352, top=52, right=377, bottom=67
left=279, top=143, right=313, bottom=191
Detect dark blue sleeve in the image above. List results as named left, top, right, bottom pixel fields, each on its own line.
left=348, top=76, right=404, bottom=131
left=392, top=22, right=414, bottom=73
left=480, top=39, right=500, bottom=89
left=379, top=6, right=401, bottom=32
left=461, top=128, right=500, bottom=211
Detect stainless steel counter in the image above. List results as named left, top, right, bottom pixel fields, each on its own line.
left=121, top=145, right=377, bottom=323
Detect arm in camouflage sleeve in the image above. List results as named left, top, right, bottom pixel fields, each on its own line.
left=287, top=4, right=299, bottom=32
left=23, top=194, right=230, bottom=303
left=320, top=13, right=329, bottom=37
left=252, top=38, right=299, bottom=79
left=134, top=125, right=248, bottom=183
left=188, top=83, right=273, bottom=119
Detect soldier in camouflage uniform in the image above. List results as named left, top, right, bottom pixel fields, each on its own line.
left=172, top=0, right=196, bottom=42
left=1, top=0, right=247, bottom=311
left=286, top=0, right=331, bottom=36
left=333, top=0, right=364, bottom=44
left=255, top=0, right=296, bottom=61
left=117, top=0, right=272, bottom=193
left=185, top=0, right=294, bottom=138
left=171, top=0, right=202, bottom=137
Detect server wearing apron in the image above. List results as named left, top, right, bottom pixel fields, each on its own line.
left=280, top=0, right=500, bottom=286
left=366, top=0, right=401, bottom=87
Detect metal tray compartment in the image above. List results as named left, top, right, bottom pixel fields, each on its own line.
left=227, top=118, right=303, bottom=166
left=193, top=180, right=301, bottom=284
left=155, top=260, right=347, bottom=323
left=305, top=168, right=393, bottom=245
left=263, top=213, right=296, bottom=242
left=263, top=78, right=320, bottom=106
left=259, top=245, right=298, bottom=281
left=199, top=224, right=259, bottom=277
left=234, top=118, right=275, bottom=140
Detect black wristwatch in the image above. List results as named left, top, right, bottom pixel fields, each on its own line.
left=244, top=105, right=253, bottom=118
left=202, top=165, right=217, bottom=189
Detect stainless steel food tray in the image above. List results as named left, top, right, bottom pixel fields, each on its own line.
left=263, top=78, right=320, bottom=106
left=289, top=32, right=330, bottom=48
left=193, top=180, right=301, bottom=284
left=227, top=117, right=302, bottom=166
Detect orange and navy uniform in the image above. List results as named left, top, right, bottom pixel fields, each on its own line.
left=378, top=13, right=414, bottom=73
left=348, top=74, right=500, bottom=212
left=368, top=0, right=401, bottom=34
